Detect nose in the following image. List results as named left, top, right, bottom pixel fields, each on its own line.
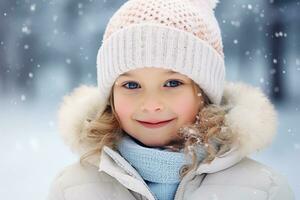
left=140, top=95, right=164, bottom=113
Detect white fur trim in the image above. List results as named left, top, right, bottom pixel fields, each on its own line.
left=57, top=82, right=277, bottom=161
left=58, top=85, right=106, bottom=156
left=222, top=82, right=277, bottom=157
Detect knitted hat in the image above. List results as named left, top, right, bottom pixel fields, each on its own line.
left=97, top=0, right=225, bottom=105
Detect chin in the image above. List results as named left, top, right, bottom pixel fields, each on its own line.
left=139, top=137, right=171, bottom=148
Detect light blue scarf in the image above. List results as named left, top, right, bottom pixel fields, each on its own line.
left=117, top=135, right=207, bottom=200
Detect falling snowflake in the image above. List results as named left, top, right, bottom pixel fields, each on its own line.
left=274, top=31, right=287, bottom=38
left=255, top=49, right=262, bottom=55
left=273, top=59, right=277, bottom=64
left=65, top=58, right=71, bottom=64
left=78, top=3, right=84, bottom=15
left=24, top=44, right=29, bottom=49
left=21, top=95, right=26, bottom=101
left=52, top=15, right=58, bottom=22
left=22, top=26, right=31, bottom=34
left=233, top=39, right=238, bottom=44
left=275, top=32, right=283, bottom=37
left=230, top=20, right=240, bottom=27
left=30, top=4, right=36, bottom=12
left=296, top=59, right=300, bottom=66
left=28, top=72, right=34, bottom=78
left=260, top=77, right=264, bottom=83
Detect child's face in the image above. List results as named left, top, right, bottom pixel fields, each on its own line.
left=113, top=67, right=204, bottom=147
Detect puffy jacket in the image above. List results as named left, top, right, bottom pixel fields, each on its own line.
left=47, top=82, right=295, bottom=200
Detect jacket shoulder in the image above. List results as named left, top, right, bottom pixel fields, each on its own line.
left=200, top=157, right=294, bottom=199
left=47, top=161, right=116, bottom=200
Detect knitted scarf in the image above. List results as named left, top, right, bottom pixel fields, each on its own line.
left=117, top=135, right=207, bottom=200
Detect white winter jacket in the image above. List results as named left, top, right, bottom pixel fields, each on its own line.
left=47, top=82, right=295, bottom=200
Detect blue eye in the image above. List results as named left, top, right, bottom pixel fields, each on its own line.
left=122, top=80, right=183, bottom=90
left=123, top=82, right=141, bottom=89
left=165, top=80, right=183, bottom=87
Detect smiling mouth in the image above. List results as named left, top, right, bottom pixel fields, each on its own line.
left=137, top=119, right=175, bottom=129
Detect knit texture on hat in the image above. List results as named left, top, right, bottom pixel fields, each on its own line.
left=103, top=0, right=223, bottom=57
left=97, top=0, right=225, bottom=105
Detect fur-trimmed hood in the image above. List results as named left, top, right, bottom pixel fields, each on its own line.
left=57, top=82, right=277, bottom=167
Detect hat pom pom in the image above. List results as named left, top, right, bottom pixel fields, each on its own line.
left=207, top=0, right=220, bottom=9
left=190, top=0, right=220, bottom=10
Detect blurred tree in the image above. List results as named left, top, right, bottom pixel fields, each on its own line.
left=267, top=0, right=298, bottom=102
left=0, top=0, right=12, bottom=94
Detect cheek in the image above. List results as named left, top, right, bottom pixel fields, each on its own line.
left=172, top=94, right=199, bottom=121
left=114, top=95, right=133, bottom=120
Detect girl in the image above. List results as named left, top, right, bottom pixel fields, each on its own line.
left=48, top=0, right=294, bottom=199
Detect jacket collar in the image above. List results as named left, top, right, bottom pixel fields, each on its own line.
left=99, top=137, right=242, bottom=178
left=57, top=81, right=278, bottom=168
left=97, top=140, right=243, bottom=200
left=98, top=145, right=156, bottom=200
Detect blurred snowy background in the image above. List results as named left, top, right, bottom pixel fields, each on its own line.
left=0, top=0, right=299, bottom=199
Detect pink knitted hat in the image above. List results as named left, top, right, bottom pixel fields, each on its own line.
left=97, top=0, right=225, bottom=104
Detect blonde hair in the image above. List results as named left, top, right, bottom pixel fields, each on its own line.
left=80, top=81, right=236, bottom=179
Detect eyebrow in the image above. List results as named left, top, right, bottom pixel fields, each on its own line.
left=120, top=70, right=179, bottom=77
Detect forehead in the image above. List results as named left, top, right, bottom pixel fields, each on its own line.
left=119, top=69, right=181, bottom=77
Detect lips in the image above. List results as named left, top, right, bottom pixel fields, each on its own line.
left=138, top=119, right=173, bottom=124
left=137, top=118, right=175, bottom=128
